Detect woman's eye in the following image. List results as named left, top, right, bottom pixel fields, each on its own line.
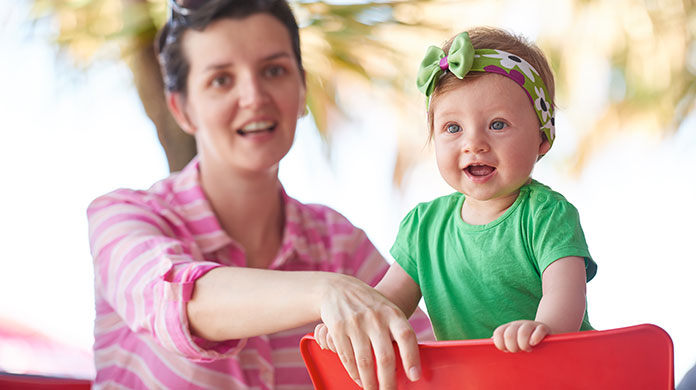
left=490, top=120, right=507, bottom=131
left=446, top=123, right=462, bottom=134
left=265, top=65, right=286, bottom=78
left=211, top=74, right=231, bottom=88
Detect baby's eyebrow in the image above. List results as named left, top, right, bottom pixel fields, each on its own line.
left=433, top=109, right=462, bottom=118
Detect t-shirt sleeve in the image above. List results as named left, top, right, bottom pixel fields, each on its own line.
left=531, top=198, right=597, bottom=282
left=88, top=193, right=246, bottom=362
left=389, top=207, right=421, bottom=286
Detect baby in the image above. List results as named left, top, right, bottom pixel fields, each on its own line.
left=315, top=26, right=597, bottom=388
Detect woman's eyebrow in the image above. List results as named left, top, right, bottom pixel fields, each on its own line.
left=203, top=52, right=292, bottom=72
left=261, top=52, right=292, bottom=62
left=204, top=62, right=233, bottom=71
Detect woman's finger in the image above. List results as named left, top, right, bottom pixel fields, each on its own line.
left=330, top=330, right=362, bottom=387
left=326, top=333, right=337, bottom=353
left=369, top=327, right=398, bottom=390
left=350, top=333, right=379, bottom=390
left=390, top=320, right=421, bottom=382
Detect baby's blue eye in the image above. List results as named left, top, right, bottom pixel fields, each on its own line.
left=446, top=123, right=462, bottom=134
left=490, top=120, right=507, bottom=131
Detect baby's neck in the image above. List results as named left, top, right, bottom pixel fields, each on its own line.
left=460, top=191, right=520, bottom=225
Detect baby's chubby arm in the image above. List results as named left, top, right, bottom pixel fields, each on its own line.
left=375, top=262, right=423, bottom=318
left=492, top=256, right=588, bottom=352
left=314, top=262, right=422, bottom=390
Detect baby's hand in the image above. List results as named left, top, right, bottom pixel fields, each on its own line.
left=313, top=323, right=337, bottom=352
left=492, top=320, right=549, bottom=352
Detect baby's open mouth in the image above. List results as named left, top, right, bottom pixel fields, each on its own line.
left=236, top=120, right=277, bottom=136
left=465, top=164, right=496, bottom=177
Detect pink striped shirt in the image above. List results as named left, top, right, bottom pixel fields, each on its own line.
left=87, top=158, right=432, bottom=390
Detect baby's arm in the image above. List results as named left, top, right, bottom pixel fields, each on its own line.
left=375, top=261, right=423, bottom=318
left=492, top=256, right=587, bottom=352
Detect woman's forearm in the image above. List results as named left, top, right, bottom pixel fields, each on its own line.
left=187, top=267, right=335, bottom=340
left=188, top=265, right=423, bottom=389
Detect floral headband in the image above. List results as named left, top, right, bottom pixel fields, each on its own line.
left=416, top=32, right=556, bottom=147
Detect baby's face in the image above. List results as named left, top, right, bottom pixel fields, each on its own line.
left=431, top=74, right=550, bottom=204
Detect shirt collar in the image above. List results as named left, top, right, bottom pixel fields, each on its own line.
left=268, top=188, right=315, bottom=269
left=172, top=157, right=316, bottom=268
left=172, top=156, right=232, bottom=254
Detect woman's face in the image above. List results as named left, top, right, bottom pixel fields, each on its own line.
left=175, top=13, right=306, bottom=174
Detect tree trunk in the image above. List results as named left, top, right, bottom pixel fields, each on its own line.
left=126, top=37, right=196, bottom=173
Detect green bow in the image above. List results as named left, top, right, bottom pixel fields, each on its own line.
left=416, top=32, right=475, bottom=97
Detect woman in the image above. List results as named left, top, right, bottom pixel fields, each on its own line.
left=86, top=0, right=430, bottom=389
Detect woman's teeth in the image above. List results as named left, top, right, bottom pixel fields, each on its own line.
left=237, top=121, right=276, bottom=135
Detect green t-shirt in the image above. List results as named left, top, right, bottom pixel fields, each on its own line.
left=390, top=180, right=597, bottom=341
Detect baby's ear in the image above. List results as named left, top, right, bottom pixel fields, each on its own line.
left=538, top=135, right=551, bottom=156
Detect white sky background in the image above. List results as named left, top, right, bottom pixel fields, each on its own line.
left=1, top=0, right=695, bottom=382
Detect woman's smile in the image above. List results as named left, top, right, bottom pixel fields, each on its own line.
left=236, top=120, right=278, bottom=136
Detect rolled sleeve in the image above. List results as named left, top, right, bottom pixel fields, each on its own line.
left=157, top=261, right=248, bottom=361
left=88, top=196, right=247, bottom=362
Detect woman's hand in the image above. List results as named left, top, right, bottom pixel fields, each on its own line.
left=318, top=273, right=421, bottom=390
left=492, top=320, right=550, bottom=352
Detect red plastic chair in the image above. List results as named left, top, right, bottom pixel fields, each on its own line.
left=0, top=373, right=92, bottom=390
left=300, top=323, right=674, bottom=389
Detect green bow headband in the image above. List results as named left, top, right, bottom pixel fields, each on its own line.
left=416, top=32, right=556, bottom=147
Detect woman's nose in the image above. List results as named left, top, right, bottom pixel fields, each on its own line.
left=237, top=73, right=269, bottom=108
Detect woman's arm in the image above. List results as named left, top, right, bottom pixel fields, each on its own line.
left=187, top=267, right=395, bottom=340
left=492, top=256, right=587, bottom=352
left=191, top=265, right=421, bottom=390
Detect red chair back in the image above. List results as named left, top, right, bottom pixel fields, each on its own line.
left=300, top=323, right=674, bottom=389
left=0, top=373, right=91, bottom=390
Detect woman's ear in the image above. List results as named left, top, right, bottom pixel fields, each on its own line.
left=166, top=91, right=197, bottom=135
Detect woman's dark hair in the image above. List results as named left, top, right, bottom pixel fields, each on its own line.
left=155, top=0, right=303, bottom=94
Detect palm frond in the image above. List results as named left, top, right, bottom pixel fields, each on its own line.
left=27, top=0, right=696, bottom=179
